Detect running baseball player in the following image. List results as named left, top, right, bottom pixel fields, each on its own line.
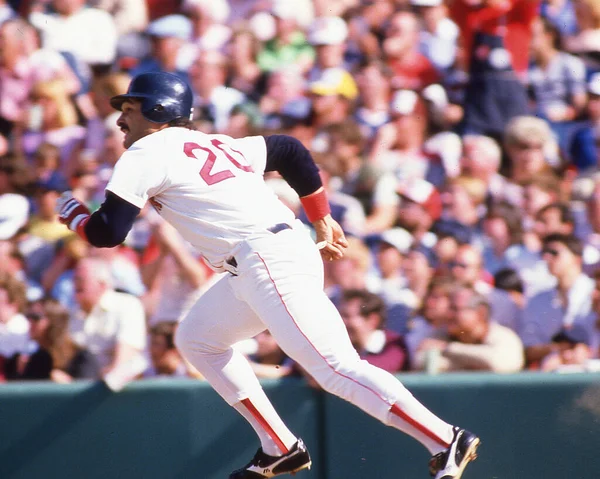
left=56, top=72, right=480, bottom=479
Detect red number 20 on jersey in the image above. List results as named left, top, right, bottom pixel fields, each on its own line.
left=184, top=139, right=254, bottom=185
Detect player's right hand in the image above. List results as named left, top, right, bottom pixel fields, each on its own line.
left=56, top=191, right=91, bottom=231
left=312, top=214, right=348, bottom=262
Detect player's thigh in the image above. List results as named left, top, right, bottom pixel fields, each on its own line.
left=178, top=274, right=265, bottom=349
left=237, top=244, right=360, bottom=370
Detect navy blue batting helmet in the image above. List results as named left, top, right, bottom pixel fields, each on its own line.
left=110, top=72, right=193, bottom=123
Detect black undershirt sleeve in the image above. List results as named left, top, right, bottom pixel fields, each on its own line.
left=264, top=135, right=323, bottom=197
left=83, top=191, right=141, bottom=248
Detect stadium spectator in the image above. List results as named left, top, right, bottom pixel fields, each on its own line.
left=383, top=10, right=440, bottom=91
left=144, top=321, right=188, bottom=377
left=520, top=233, right=597, bottom=368
left=0, top=154, right=30, bottom=242
left=527, top=17, right=587, bottom=125
left=420, top=286, right=524, bottom=373
left=541, top=0, right=579, bottom=38
left=129, top=14, right=193, bottom=83
left=307, top=15, right=351, bottom=80
left=140, top=218, right=213, bottom=326
left=503, top=115, right=561, bottom=191
left=395, top=178, right=442, bottom=250
left=0, top=272, right=30, bottom=359
left=412, top=0, right=460, bottom=74
left=353, top=59, right=392, bottom=141
left=182, top=0, right=231, bottom=52
left=539, top=324, right=597, bottom=372
left=189, top=49, right=246, bottom=134
left=405, top=277, right=455, bottom=369
left=339, top=288, right=410, bottom=373
left=29, top=0, right=118, bottom=69
left=569, top=73, right=600, bottom=172
left=460, top=134, right=512, bottom=204
left=245, top=329, right=295, bottom=379
left=431, top=218, right=473, bottom=276
left=256, top=3, right=314, bottom=74
left=564, top=0, right=600, bottom=71
left=69, top=257, right=148, bottom=382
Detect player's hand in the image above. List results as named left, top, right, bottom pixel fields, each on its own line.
left=312, top=214, right=348, bottom=262
left=56, top=191, right=90, bottom=231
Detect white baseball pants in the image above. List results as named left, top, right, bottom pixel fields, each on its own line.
left=175, top=224, right=453, bottom=454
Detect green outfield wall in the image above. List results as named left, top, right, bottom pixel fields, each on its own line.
left=0, top=372, right=598, bottom=479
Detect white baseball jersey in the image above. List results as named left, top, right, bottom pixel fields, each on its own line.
left=106, top=127, right=296, bottom=271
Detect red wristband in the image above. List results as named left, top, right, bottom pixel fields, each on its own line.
left=300, top=189, right=331, bottom=223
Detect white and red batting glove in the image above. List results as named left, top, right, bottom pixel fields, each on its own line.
left=56, top=191, right=90, bottom=240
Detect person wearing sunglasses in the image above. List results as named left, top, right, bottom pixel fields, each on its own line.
left=519, top=233, right=598, bottom=369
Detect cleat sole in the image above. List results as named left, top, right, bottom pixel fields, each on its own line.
left=290, top=461, right=312, bottom=476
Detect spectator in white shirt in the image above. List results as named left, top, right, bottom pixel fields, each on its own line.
left=0, top=272, right=30, bottom=359
left=30, top=0, right=118, bottom=67
left=69, top=257, right=147, bottom=384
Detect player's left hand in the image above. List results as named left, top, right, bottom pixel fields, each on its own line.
left=312, top=214, right=348, bottom=262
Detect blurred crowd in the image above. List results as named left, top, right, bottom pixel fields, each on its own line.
left=2, top=0, right=600, bottom=387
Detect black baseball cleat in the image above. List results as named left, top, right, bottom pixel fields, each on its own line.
left=229, top=438, right=312, bottom=478
left=429, top=427, right=480, bottom=479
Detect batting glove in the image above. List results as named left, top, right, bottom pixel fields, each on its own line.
left=56, top=191, right=91, bottom=232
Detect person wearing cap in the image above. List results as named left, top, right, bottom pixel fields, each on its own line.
left=28, top=175, right=72, bottom=242
left=307, top=16, right=351, bottom=81
left=417, top=286, right=524, bottom=373
left=412, top=0, right=459, bottom=73
left=369, top=227, right=417, bottom=335
left=395, top=177, right=442, bottom=250
left=569, top=72, right=600, bottom=172
left=129, top=14, right=194, bottom=83
left=432, top=218, right=472, bottom=276
left=307, top=67, right=359, bottom=129
left=520, top=233, right=598, bottom=368
left=256, top=3, right=314, bottom=74
left=539, top=323, right=596, bottom=372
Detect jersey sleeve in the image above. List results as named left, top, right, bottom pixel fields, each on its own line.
left=106, top=147, right=169, bottom=209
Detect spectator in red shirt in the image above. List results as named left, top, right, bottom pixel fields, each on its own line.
left=383, top=10, right=440, bottom=91
left=449, top=0, right=538, bottom=139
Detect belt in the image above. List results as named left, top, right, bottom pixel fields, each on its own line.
left=226, top=223, right=292, bottom=270
left=267, top=223, right=292, bottom=234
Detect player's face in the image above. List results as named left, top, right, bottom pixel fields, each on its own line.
left=116, top=100, right=164, bottom=149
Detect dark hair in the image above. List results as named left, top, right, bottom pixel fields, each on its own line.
left=485, top=201, right=524, bottom=245
left=150, top=322, right=178, bottom=350
left=541, top=17, right=563, bottom=50
left=341, top=289, right=387, bottom=328
left=493, top=268, right=524, bottom=294
left=536, top=202, right=575, bottom=226
left=167, top=117, right=197, bottom=130
left=542, top=233, right=584, bottom=257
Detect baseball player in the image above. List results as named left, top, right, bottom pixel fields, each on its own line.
left=56, top=72, right=480, bottom=479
